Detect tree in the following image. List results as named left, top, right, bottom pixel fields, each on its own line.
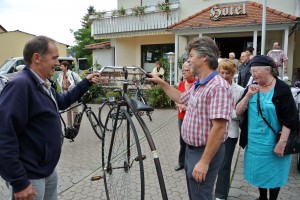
left=70, top=5, right=107, bottom=68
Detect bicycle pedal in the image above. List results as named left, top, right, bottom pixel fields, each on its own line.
left=90, top=175, right=103, bottom=181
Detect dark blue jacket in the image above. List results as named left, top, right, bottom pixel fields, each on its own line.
left=0, top=66, right=91, bottom=192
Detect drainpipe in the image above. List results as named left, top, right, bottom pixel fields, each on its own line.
left=261, top=0, right=267, bottom=55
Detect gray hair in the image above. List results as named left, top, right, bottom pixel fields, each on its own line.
left=23, top=35, right=56, bottom=65
left=229, top=52, right=235, bottom=58
left=182, top=61, right=191, bottom=69
left=185, top=36, right=219, bottom=70
left=250, top=66, right=276, bottom=76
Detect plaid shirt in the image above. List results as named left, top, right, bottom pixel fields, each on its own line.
left=267, top=49, right=288, bottom=68
left=180, top=73, right=233, bottom=147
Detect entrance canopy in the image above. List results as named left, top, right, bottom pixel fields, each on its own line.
left=168, top=1, right=299, bottom=31
left=167, top=1, right=300, bottom=84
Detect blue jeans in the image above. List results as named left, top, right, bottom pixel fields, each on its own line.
left=215, top=137, right=238, bottom=199
left=8, top=169, right=58, bottom=200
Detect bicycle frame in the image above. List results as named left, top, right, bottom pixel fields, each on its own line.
left=59, top=95, right=103, bottom=141
left=98, top=66, right=168, bottom=199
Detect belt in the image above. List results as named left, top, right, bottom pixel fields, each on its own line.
left=186, top=144, right=205, bottom=150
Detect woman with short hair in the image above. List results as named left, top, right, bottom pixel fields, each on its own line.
left=57, top=61, right=82, bottom=128
left=174, top=62, right=197, bottom=171
left=215, top=59, right=244, bottom=200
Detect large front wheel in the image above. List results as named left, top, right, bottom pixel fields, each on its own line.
left=102, top=109, right=145, bottom=200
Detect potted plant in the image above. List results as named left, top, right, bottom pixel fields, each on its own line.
left=96, top=11, right=106, bottom=18
left=156, top=2, right=170, bottom=12
left=131, top=5, right=146, bottom=16
left=118, top=7, right=126, bottom=16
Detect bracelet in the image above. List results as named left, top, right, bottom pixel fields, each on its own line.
left=279, top=139, right=287, bottom=143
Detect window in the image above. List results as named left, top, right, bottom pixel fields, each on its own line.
left=141, top=44, right=174, bottom=72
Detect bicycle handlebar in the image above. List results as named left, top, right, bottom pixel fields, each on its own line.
left=98, top=66, right=149, bottom=76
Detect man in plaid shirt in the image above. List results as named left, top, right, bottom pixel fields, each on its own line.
left=149, top=36, right=233, bottom=200
left=267, top=41, right=288, bottom=79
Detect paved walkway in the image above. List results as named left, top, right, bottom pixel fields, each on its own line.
left=0, top=106, right=299, bottom=199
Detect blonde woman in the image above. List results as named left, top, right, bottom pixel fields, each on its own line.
left=215, top=59, right=244, bottom=200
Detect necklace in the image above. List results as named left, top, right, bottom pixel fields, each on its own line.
left=260, top=77, right=274, bottom=87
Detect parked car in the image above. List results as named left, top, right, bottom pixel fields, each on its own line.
left=0, top=57, right=25, bottom=75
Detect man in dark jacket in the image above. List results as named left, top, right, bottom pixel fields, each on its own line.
left=237, top=51, right=251, bottom=88
left=0, top=36, right=101, bottom=200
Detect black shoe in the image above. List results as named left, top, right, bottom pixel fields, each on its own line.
left=174, top=164, right=184, bottom=171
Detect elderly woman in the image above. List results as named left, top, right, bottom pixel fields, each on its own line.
left=236, top=55, right=299, bottom=200
left=215, top=59, right=244, bottom=200
left=174, top=62, right=197, bottom=171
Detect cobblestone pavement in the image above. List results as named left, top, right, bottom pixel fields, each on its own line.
left=1, top=105, right=300, bottom=199
left=228, top=147, right=300, bottom=200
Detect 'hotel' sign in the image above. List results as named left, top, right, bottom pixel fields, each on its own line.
left=210, top=3, right=246, bottom=21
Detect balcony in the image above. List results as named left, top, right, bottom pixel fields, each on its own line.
left=90, top=3, right=180, bottom=39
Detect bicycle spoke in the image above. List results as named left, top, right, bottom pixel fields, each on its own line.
left=102, top=109, right=144, bottom=200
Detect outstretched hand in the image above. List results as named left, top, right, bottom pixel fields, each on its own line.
left=147, top=73, right=165, bottom=85
left=86, top=72, right=101, bottom=84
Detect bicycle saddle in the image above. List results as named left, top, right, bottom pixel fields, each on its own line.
left=130, top=97, right=154, bottom=112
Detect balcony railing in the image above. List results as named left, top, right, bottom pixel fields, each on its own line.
left=90, top=3, right=179, bottom=38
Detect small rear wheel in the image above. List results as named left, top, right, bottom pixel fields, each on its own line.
left=102, top=109, right=145, bottom=200
left=87, top=110, right=103, bottom=140
left=99, top=102, right=122, bottom=131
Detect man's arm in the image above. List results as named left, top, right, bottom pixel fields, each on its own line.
left=284, top=60, right=288, bottom=73
left=192, top=118, right=227, bottom=182
left=148, top=74, right=181, bottom=103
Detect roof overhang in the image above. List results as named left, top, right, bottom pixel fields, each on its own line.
left=168, top=22, right=297, bottom=35
left=167, top=1, right=299, bottom=35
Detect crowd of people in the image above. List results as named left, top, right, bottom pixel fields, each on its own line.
left=152, top=39, right=295, bottom=200
left=0, top=35, right=296, bottom=200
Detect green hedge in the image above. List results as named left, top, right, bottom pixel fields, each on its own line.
left=146, top=85, right=175, bottom=108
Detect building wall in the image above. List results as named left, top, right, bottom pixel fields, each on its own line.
left=293, top=30, right=300, bottom=81
left=0, top=31, right=67, bottom=65
left=0, top=31, right=33, bottom=64
left=118, top=0, right=140, bottom=9
left=93, top=48, right=114, bottom=68
left=114, top=34, right=175, bottom=67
